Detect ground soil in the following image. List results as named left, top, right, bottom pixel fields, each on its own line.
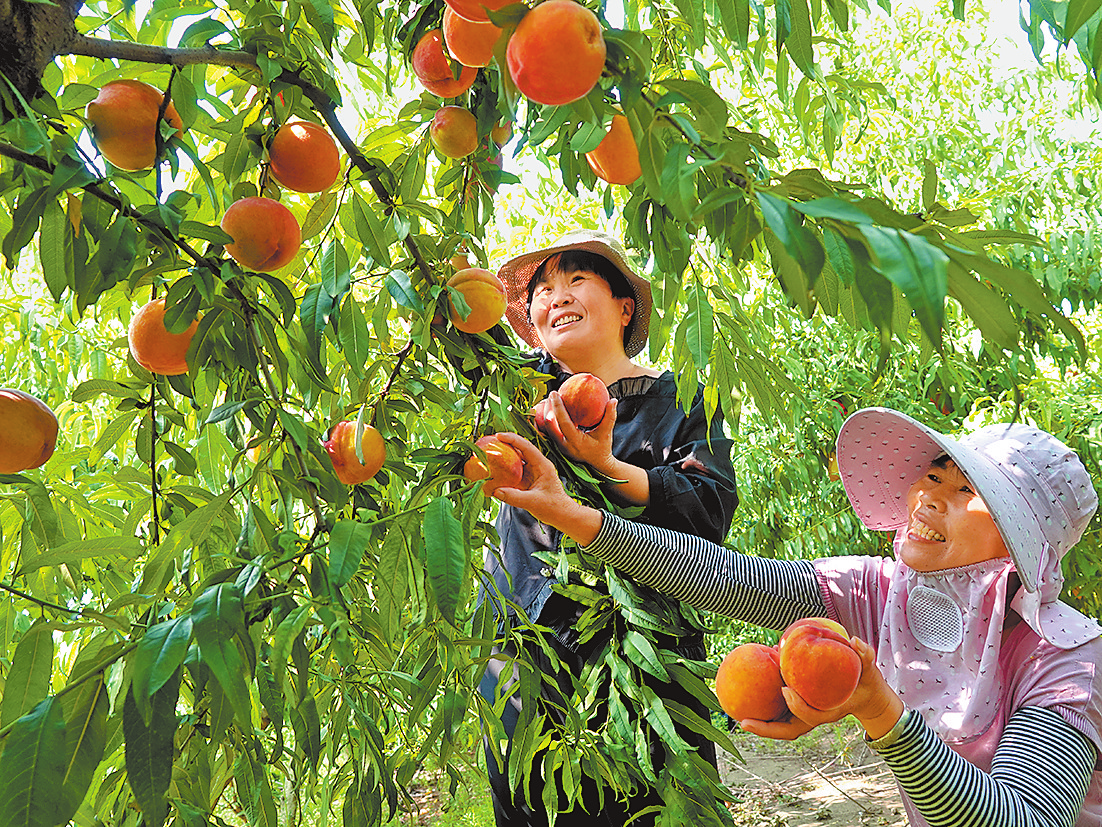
left=720, top=724, right=907, bottom=827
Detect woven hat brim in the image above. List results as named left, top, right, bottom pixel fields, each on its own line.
left=836, top=407, right=1046, bottom=591
left=497, top=236, right=653, bottom=358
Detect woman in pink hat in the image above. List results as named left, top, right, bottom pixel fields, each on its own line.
left=491, top=408, right=1102, bottom=826
left=478, top=229, right=739, bottom=826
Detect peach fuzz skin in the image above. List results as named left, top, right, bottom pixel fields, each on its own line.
left=220, top=197, right=301, bottom=272
left=557, top=373, right=609, bottom=429
left=323, top=422, right=386, bottom=485
left=447, top=268, right=506, bottom=334
left=715, top=643, right=789, bottom=723
left=778, top=617, right=861, bottom=712
left=464, top=435, right=524, bottom=494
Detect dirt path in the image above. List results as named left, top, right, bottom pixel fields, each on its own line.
left=719, top=725, right=907, bottom=826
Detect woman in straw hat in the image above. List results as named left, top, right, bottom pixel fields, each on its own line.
left=479, top=229, right=738, bottom=825
left=491, top=408, right=1102, bottom=826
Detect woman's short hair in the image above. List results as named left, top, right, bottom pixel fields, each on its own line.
left=525, top=250, right=636, bottom=347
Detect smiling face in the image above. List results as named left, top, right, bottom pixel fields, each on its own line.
left=899, top=457, right=1011, bottom=573
left=527, top=259, right=634, bottom=366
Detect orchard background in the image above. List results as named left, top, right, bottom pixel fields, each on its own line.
left=1, top=0, right=1101, bottom=823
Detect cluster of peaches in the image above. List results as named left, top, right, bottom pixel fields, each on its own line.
left=416, top=0, right=641, bottom=185
left=715, top=618, right=863, bottom=724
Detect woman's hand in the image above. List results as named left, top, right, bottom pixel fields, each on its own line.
left=741, top=637, right=904, bottom=742
left=532, top=392, right=618, bottom=475
left=491, top=432, right=604, bottom=545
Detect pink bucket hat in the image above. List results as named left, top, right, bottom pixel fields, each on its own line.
left=836, top=408, right=1100, bottom=647
left=496, top=229, right=653, bottom=358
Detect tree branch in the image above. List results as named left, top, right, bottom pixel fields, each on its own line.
left=67, top=34, right=262, bottom=71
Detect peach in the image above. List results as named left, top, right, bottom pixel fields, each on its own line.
left=714, top=643, right=789, bottom=722
left=0, top=389, right=58, bottom=474
left=323, top=421, right=386, bottom=485
left=558, top=372, right=609, bottom=429
left=220, top=197, right=301, bottom=272
left=585, top=114, right=641, bottom=185
left=444, top=0, right=513, bottom=23
left=463, top=435, right=524, bottom=493
left=128, top=298, right=200, bottom=376
left=412, top=30, right=478, bottom=98
left=447, top=268, right=506, bottom=334
left=430, top=106, right=479, bottom=159
left=506, top=0, right=606, bottom=106
left=268, top=121, right=341, bottom=193
left=443, top=7, right=503, bottom=68
left=85, top=80, right=183, bottom=171
left=490, top=120, right=513, bottom=146
left=778, top=617, right=861, bottom=711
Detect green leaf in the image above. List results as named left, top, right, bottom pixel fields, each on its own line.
left=0, top=696, right=68, bottom=827
left=338, top=295, right=371, bottom=369
left=301, top=189, right=339, bottom=240
left=621, top=631, right=670, bottom=681
left=221, top=131, right=257, bottom=183
left=3, top=187, right=51, bottom=265
left=423, top=498, right=466, bottom=626
left=300, top=282, right=336, bottom=378
left=233, top=752, right=280, bottom=827
left=329, top=519, right=372, bottom=588
left=122, top=669, right=181, bottom=827
left=89, top=409, right=141, bottom=464
left=858, top=226, right=947, bottom=344
left=658, top=79, right=728, bottom=141
left=680, top=283, right=714, bottom=369
left=191, top=583, right=252, bottom=723
left=272, top=604, right=314, bottom=694
left=385, top=269, right=423, bottom=311
left=921, top=160, right=938, bottom=212
left=781, top=0, right=815, bottom=74
left=131, top=617, right=194, bottom=722
left=56, top=676, right=110, bottom=824
left=71, top=379, right=142, bottom=403
left=15, top=535, right=143, bottom=577
left=1064, top=0, right=1102, bottom=40
left=39, top=199, right=73, bottom=302
left=1, top=620, right=55, bottom=728
left=321, top=238, right=352, bottom=299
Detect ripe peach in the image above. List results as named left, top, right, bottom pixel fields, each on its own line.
left=585, top=114, right=641, bottom=185
left=715, top=643, right=789, bottom=722
left=443, top=7, right=503, bottom=68
left=463, top=435, right=524, bottom=493
left=778, top=617, right=861, bottom=711
left=268, top=121, right=341, bottom=193
left=323, top=421, right=386, bottom=485
left=447, top=268, right=506, bottom=334
left=506, top=0, right=606, bottom=106
left=220, top=197, right=301, bottom=272
left=85, top=80, right=183, bottom=171
left=412, top=30, right=478, bottom=98
left=444, top=0, right=513, bottom=24
left=128, top=298, right=200, bottom=376
left=558, top=372, right=609, bottom=429
left=430, top=106, right=479, bottom=159
left=0, top=389, right=58, bottom=474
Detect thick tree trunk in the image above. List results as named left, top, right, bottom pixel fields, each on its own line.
left=0, top=0, right=82, bottom=104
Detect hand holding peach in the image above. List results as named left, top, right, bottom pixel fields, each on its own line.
left=532, top=389, right=617, bottom=473
left=715, top=643, right=789, bottom=723
left=464, top=435, right=525, bottom=496
left=778, top=617, right=862, bottom=712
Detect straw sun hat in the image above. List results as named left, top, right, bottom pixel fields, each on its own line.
left=496, top=229, right=653, bottom=357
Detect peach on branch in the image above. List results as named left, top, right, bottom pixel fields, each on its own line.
left=220, top=196, right=301, bottom=272
left=714, top=643, right=789, bottom=722
left=444, top=0, right=512, bottom=23
left=443, top=7, right=503, bottom=68
left=85, top=80, right=183, bottom=171
left=778, top=617, right=861, bottom=711
left=268, top=121, right=341, bottom=193
left=430, top=106, right=479, bottom=159
left=585, top=114, right=641, bottom=186
left=323, top=421, right=386, bottom=485
left=412, top=30, right=478, bottom=98
left=447, top=268, right=506, bottom=334
left=128, top=298, right=200, bottom=376
left=506, top=0, right=606, bottom=106
left=0, top=389, right=58, bottom=474
left=558, top=372, right=609, bottom=429
left=463, top=435, right=524, bottom=493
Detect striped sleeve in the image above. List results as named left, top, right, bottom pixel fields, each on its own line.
left=875, top=706, right=1095, bottom=827
left=583, top=512, right=824, bottom=630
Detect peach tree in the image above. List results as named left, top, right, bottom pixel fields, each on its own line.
left=0, top=0, right=1100, bottom=824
